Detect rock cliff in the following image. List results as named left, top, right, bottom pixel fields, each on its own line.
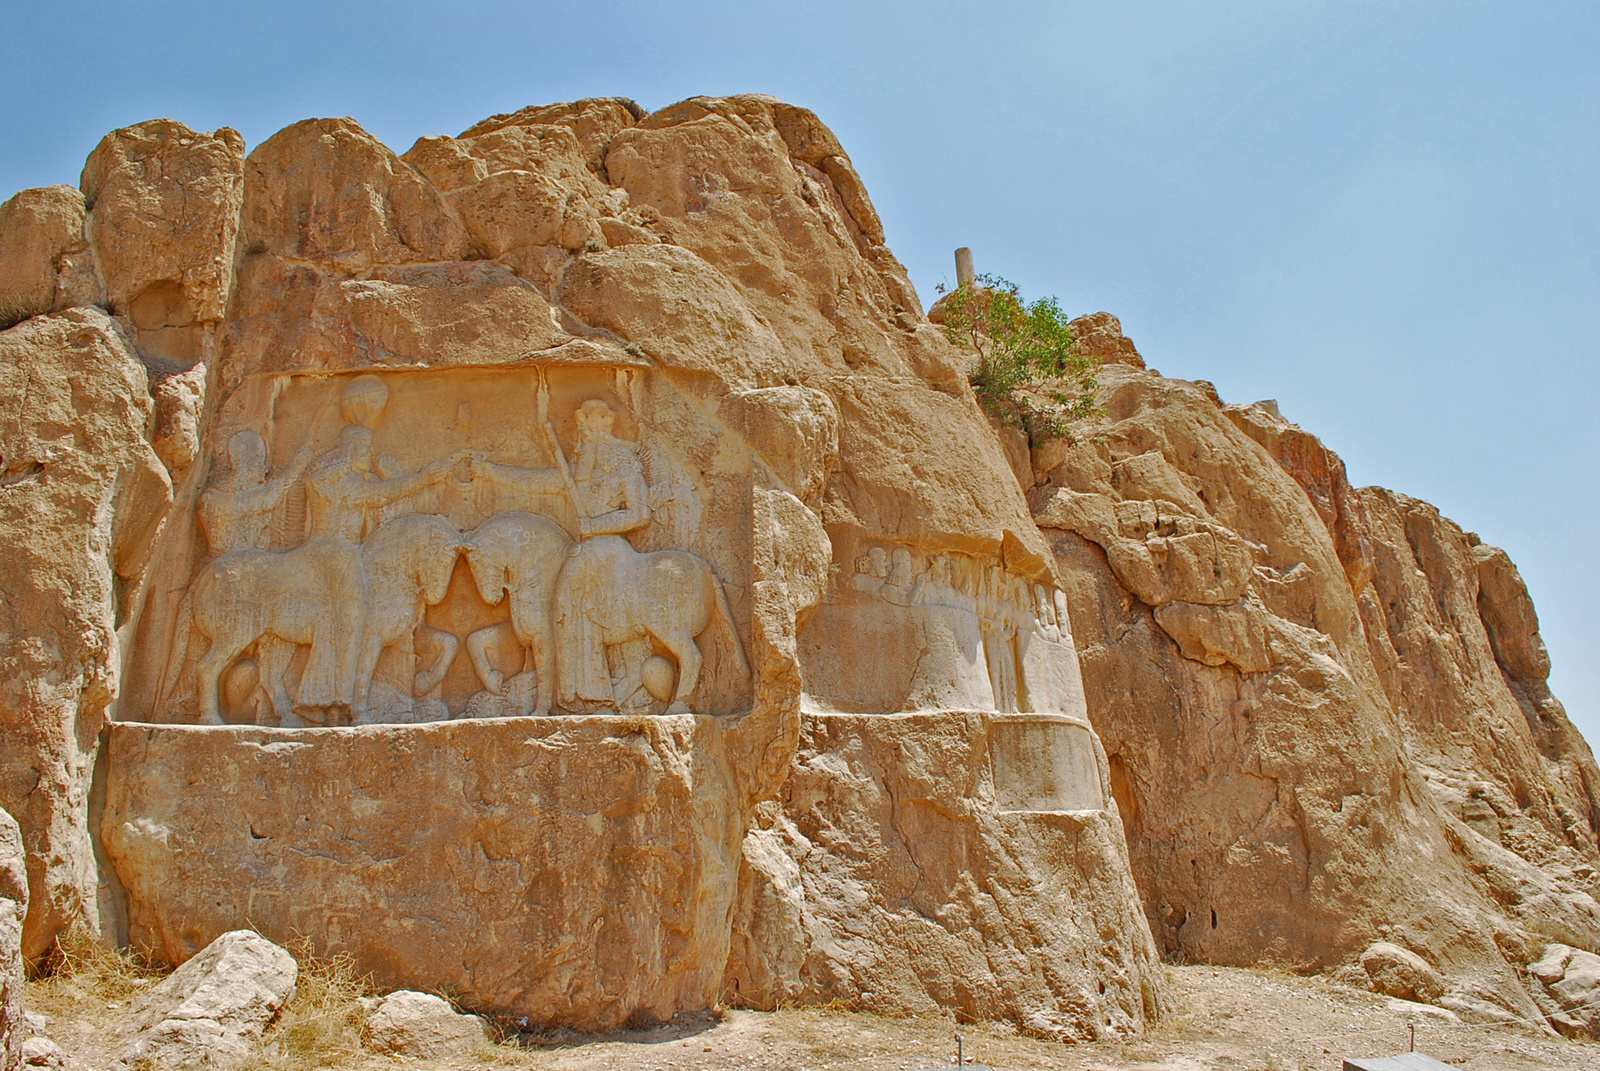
left=0, top=96, right=1158, bottom=1037
left=1034, top=314, right=1600, bottom=1024
left=0, top=95, right=1593, bottom=1037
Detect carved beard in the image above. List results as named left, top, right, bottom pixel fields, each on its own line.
left=577, top=438, right=637, bottom=482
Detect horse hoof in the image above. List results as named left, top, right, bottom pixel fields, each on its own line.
left=665, top=701, right=692, bottom=715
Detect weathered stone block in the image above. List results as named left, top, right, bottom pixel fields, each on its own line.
left=102, top=716, right=740, bottom=1031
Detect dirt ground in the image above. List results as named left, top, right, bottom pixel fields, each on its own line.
left=31, top=962, right=1597, bottom=1071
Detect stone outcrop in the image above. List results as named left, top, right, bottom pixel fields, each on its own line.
left=1528, top=943, right=1600, bottom=1038
left=0, top=95, right=1158, bottom=1040
left=1029, top=316, right=1600, bottom=1026
left=1, top=809, right=26, bottom=1071
left=726, top=711, right=1162, bottom=1040
left=113, top=929, right=296, bottom=1068
left=0, top=186, right=87, bottom=327
left=0, top=310, right=173, bottom=963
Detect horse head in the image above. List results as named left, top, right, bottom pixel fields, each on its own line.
left=461, top=526, right=510, bottom=606
left=418, top=528, right=461, bottom=606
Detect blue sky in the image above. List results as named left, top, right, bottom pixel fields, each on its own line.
left=4, top=1, right=1595, bottom=741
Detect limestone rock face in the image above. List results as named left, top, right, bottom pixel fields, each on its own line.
left=1, top=809, right=27, bottom=1071
left=1032, top=318, right=1600, bottom=1025
left=1528, top=943, right=1600, bottom=1038
left=81, top=120, right=245, bottom=366
left=0, top=309, right=172, bottom=962
left=0, top=187, right=86, bottom=326
left=364, top=991, right=492, bottom=1059
left=726, top=711, right=1162, bottom=1040
left=104, top=718, right=742, bottom=1031
left=113, top=929, right=296, bottom=1068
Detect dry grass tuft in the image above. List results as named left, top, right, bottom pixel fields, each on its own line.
left=258, top=939, right=375, bottom=1070
left=29, top=927, right=164, bottom=1016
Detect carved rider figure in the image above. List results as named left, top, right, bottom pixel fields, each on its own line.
left=306, top=424, right=462, bottom=542
left=197, top=430, right=312, bottom=555
left=553, top=401, right=651, bottom=711
left=474, top=398, right=653, bottom=713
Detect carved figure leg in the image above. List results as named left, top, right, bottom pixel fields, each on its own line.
left=414, top=624, right=457, bottom=697
left=512, top=594, right=555, bottom=717
left=654, top=628, right=702, bottom=715
left=257, top=637, right=298, bottom=727
left=195, top=633, right=250, bottom=725
left=467, top=621, right=515, bottom=695
left=610, top=636, right=653, bottom=714
left=353, top=632, right=388, bottom=719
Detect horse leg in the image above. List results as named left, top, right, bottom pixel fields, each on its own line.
left=353, top=633, right=387, bottom=720
left=258, top=637, right=297, bottom=727
left=415, top=624, right=457, bottom=697
left=467, top=622, right=510, bottom=695
left=656, top=628, right=702, bottom=716
left=195, top=634, right=247, bottom=726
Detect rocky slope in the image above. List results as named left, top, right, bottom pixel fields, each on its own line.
left=1033, top=314, right=1600, bottom=1025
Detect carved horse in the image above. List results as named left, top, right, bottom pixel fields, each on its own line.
left=177, top=535, right=366, bottom=725
left=460, top=511, right=571, bottom=716
left=462, top=513, right=748, bottom=715
left=560, top=545, right=750, bottom=714
left=352, top=513, right=463, bottom=718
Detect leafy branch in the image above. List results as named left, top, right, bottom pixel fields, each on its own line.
left=938, top=273, right=1101, bottom=442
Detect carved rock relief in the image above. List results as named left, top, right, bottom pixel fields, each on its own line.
left=798, top=533, right=1089, bottom=722
left=143, top=366, right=751, bottom=726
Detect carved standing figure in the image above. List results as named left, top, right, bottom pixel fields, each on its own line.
left=306, top=424, right=465, bottom=543
left=197, top=430, right=312, bottom=555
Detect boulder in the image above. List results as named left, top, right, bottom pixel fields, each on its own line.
left=0, top=186, right=86, bottom=326
left=1528, top=943, right=1600, bottom=1038
left=81, top=120, right=245, bottom=364
left=1, top=809, right=26, bottom=1071
left=16, top=1037, right=62, bottom=1070
left=1361, top=941, right=1446, bottom=1003
left=364, top=990, right=491, bottom=1059
left=114, top=930, right=297, bottom=1068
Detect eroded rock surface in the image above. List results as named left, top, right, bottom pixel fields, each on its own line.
left=1, top=809, right=26, bottom=1071
left=1030, top=317, right=1600, bottom=1027
left=104, top=717, right=743, bottom=1031
left=0, top=310, right=172, bottom=962
left=727, top=711, right=1162, bottom=1039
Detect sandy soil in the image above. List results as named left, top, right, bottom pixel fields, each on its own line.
left=32, top=964, right=1597, bottom=1070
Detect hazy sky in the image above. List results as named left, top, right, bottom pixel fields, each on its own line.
left=4, top=2, right=1595, bottom=740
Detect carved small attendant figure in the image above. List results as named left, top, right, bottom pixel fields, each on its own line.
left=1034, top=583, right=1060, bottom=642
left=852, top=546, right=889, bottom=597
left=880, top=547, right=924, bottom=607
left=980, top=564, right=1021, bottom=713
left=306, top=425, right=464, bottom=543
left=197, top=430, right=311, bottom=555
